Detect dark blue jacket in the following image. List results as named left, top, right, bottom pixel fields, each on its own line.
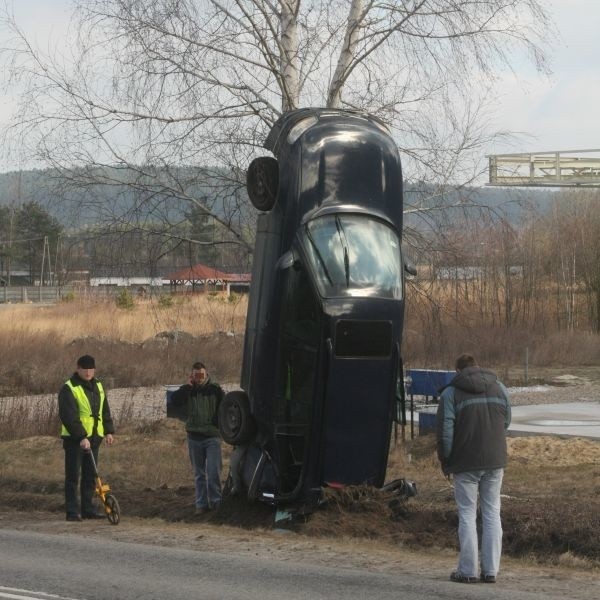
left=436, top=367, right=511, bottom=475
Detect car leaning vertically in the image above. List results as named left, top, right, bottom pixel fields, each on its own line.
left=219, top=108, right=411, bottom=505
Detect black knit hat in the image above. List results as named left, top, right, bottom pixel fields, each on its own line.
left=77, top=355, right=96, bottom=369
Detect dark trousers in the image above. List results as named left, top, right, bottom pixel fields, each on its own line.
left=63, top=438, right=100, bottom=517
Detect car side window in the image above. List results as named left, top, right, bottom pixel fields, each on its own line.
left=274, top=264, right=320, bottom=425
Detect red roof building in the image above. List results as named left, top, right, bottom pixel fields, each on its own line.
left=165, top=263, right=251, bottom=292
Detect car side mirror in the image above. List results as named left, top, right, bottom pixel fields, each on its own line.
left=276, top=250, right=296, bottom=270
left=404, top=260, right=417, bottom=277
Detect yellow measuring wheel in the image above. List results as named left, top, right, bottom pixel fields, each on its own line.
left=87, top=450, right=121, bottom=525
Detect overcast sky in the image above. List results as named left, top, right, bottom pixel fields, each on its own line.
left=488, top=0, right=600, bottom=155
left=0, top=0, right=598, bottom=172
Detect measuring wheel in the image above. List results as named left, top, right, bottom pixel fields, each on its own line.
left=104, top=493, right=121, bottom=525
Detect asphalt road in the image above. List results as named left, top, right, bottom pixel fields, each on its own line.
left=0, top=529, right=588, bottom=600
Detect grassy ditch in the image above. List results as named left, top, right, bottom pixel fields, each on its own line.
left=0, top=412, right=598, bottom=569
left=1, top=295, right=599, bottom=568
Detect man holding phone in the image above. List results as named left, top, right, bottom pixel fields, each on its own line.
left=170, top=361, right=224, bottom=515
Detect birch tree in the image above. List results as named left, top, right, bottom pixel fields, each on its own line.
left=1, top=0, right=552, bottom=251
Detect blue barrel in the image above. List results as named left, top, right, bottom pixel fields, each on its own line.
left=408, top=369, right=454, bottom=398
left=418, top=409, right=437, bottom=435
left=165, top=384, right=183, bottom=418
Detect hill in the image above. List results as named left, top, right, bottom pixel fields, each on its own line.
left=0, top=166, right=251, bottom=229
left=0, top=167, right=559, bottom=231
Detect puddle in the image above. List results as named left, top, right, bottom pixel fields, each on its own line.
left=523, top=419, right=600, bottom=427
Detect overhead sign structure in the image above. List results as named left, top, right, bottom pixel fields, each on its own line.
left=488, top=149, right=600, bottom=187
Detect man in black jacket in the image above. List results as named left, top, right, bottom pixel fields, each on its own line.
left=436, top=353, right=511, bottom=584
left=58, top=355, right=115, bottom=522
left=170, top=361, right=224, bottom=515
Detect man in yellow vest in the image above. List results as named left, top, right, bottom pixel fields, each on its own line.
left=58, top=355, right=115, bottom=521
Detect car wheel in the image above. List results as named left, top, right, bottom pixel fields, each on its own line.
left=219, top=391, right=256, bottom=445
left=247, top=156, right=278, bottom=211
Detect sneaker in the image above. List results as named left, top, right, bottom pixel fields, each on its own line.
left=450, top=571, right=478, bottom=584
left=66, top=514, right=82, bottom=522
left=210, top=503, right=221, bottom=512
left=481, top=574, right=497, bottom=583
left=195, top=506, right=209, bottom=516
left=82, top=512, right=105, bottom=520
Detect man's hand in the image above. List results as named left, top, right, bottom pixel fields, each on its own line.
left=79, top=438, right=91, bottom=451
left=105, top=434, right=114, bottom=446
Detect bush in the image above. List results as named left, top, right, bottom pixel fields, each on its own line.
left=158, top=294, right=174, bottom=308
left=115, top=289, right=135, bottom=310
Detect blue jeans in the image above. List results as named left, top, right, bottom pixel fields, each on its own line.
left=453, top=469, right=504, bottom=578
left=187, top=436, right=222, bottom=509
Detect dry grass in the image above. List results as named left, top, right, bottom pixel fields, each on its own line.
left=0, top=295, right=246, bottom=395
left=0, top=396, right=60, bottom=440
left=0, top=293, right=248, bottom=343
left=402, top=315, right=600, bottom=371
left=1, top=291, right=599, bottom=396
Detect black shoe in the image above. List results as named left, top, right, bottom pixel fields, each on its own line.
left=82, top=512, right=105, bottom=520
left=481, top=574, right=497, bottom=583
left=195, top=506, right=209, bottom=516
left=450, top=571, right=478, bottom=584
left=66, top=514, right=82, bottom=522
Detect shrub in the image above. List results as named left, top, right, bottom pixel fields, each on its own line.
left=115, top=289, right=135, bottom=310
left=158, top=294, right=174, bottom=308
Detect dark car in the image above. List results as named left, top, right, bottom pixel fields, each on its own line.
left=219, top=108, right=413, bottom=505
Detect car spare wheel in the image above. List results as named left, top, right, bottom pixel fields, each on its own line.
left=219, top=391, right=257, bottom=445
left=247, top=156, right=278, bottom=211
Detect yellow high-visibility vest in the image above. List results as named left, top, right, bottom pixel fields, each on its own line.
left=61, top=380, right=106, bottom=438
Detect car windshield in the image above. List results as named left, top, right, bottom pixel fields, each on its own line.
left=304, top=214, right=402, bottom=299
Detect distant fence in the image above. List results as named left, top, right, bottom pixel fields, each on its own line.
left=0, top=285, right=77, bottom=304
left=0, top=284, right=248, bottom=304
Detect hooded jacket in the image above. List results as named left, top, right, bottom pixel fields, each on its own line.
left=436, top=366, right=511, bottom=475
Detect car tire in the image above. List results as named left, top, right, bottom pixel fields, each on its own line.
left=247, top=156, right=278, bottom=211
left=219, top=391, right=257, bottom=445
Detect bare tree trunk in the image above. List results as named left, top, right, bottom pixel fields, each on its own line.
left=280, top=0, right=300, bottom=110
left=328, top=0, right=364, bottom=108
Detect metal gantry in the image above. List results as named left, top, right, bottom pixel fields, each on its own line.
left=488, top=149, right=600, bottom=187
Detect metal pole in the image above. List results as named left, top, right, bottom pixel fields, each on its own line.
left=410, top=393, right=414, bottom=439
left=525, top=346, right=529, bottom=384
